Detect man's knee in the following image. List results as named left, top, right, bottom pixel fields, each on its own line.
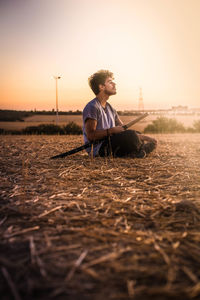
left=110, top=129, right=142, bottom=156
left=122, top=130, right=142, bottom=145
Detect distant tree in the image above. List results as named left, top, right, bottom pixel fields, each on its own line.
left=21, top=122, right=82, bottom=135
left=193, top=120, right=200, bottom=132
left=144, top=117, right=186, bottom=133
left=23, top=124, right=62, bottom=135
left=0, top=110, right=32, bottom=121
left=0, top=128, right=6, bottom=134
left=186, top=127, right=196, bottom=133
left=63, top=122, right=82, bottom=134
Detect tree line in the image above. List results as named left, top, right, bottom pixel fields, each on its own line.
left=0, top=110, right=84, bottom=121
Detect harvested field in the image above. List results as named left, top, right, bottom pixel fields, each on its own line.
left=0, top=134, right=200, bottom=300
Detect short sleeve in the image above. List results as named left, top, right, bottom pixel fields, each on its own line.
left=83, top=103, right=98, bottom=123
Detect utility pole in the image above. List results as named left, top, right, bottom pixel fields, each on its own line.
left=138, top=87, right=144, bottom=111
left=53, top=76, right=61, bottom=125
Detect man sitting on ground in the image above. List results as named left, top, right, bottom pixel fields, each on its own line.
left=83, top=70, right=157, bottom=158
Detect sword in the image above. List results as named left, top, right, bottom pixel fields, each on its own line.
left=122, top=112, right=148, bottom=129
left=50, top=113, right=148, bottom=159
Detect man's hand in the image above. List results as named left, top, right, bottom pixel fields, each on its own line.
left=85, top=119, right=125, bottom=141
left=109, top=126, right=125, bottom=135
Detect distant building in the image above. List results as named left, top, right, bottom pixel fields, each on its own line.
left=170, top=105, right=190, bottom=115
left=171, top=105, right=188, bottom=111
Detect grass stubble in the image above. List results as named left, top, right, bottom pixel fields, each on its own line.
left=0, top=134, right=200, bottom=300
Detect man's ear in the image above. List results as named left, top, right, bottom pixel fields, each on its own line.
left=99, top=84, right=105, bottom=92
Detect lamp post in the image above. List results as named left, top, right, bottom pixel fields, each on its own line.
left=53, top=76, right=61, bottom=125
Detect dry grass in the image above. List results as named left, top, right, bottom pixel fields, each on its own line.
left=0, top=134, right=200, bottom=300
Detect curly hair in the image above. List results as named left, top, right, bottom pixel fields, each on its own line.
left=88, top=70, right=114, bottom=95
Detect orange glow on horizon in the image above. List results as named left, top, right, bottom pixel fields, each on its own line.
left=1, top=0, right=200, bottom=111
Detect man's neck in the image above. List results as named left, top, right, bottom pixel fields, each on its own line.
left=96, top=94, right=109, bottom=108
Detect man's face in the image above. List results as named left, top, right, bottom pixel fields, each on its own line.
left=102, top=77, right=116, bottom=96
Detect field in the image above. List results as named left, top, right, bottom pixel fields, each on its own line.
left=1, top=134, right=200, bottom=300
left=0, top=113, right=200, bottom=132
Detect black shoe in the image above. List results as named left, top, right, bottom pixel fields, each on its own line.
left=143, top=141, right=157, bottom=154
left=135, top=149, right=146, bottom=158
left=130, top=149, right=146, bottom=158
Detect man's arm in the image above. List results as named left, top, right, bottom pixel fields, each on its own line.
left=85, top=118, right=124, bottom=142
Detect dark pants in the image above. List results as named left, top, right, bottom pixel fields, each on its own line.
left=98, top=130, right=156, bottom=157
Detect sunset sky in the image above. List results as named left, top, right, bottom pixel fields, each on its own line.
left=1, top=0, right=200, bottom=111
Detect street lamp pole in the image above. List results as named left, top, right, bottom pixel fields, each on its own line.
left=54, top=76, right=61, bottom=125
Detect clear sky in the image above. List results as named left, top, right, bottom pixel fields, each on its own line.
left=1, top=0, right=200, bottom=111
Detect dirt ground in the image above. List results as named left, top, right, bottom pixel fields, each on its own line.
left=0, top=134, right=200, bottom=300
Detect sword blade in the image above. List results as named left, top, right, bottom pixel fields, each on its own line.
left=50, top=143, right=89, bottom=159
left=123, top=113, right=148, bottom=130
left=50, top=138, right=105, bottom=159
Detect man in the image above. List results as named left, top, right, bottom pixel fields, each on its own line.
left=83, top=70, right=157, bottom=157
